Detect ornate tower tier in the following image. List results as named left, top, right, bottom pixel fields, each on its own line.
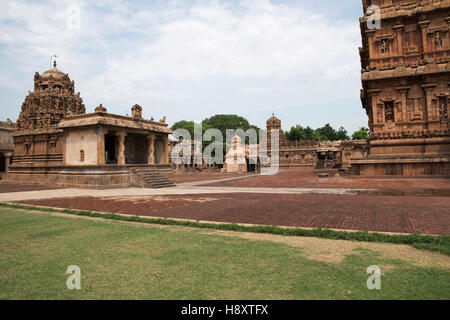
left=12, top=63, right=85, bottom=166
left=16, top=63, right=85, bottom=131
left=354, top=0, right=450, bottom=177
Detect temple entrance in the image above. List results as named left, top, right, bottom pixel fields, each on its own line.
left=315, top=152, right=326, bottom=169
left=125, top=134, right=147, bottom=164
left=105, top=134, right=117, bottom=164
left=0, top=155, right=5, bottom=174
left=247, top=158, right=258, bottom=172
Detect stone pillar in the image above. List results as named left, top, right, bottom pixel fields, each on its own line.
left=445, top=17, right=450, bottom=52
left=366, top=30, right=376, bottom=60
left=163, top=135, right=169, bottom=165
left=393, top=24, right=404, bottom=57
left=418, top=20, right=430, bottom=56
left=97, top=126, right=106, bottom=165
left=397, top=87, right=409, bottom=123
left=423, top=85, right=436, bottom=127
left=4, top=153, right=12, bottom=173
left=117, top=131, right=127, bottom=165
left=147, top=134, right=156, bottom=164
left=367, top=89, right=381, bottom=127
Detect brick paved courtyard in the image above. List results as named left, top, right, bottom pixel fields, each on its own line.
left=2, top=168, right=449, bottom=235
left=204, top=168, right=450, bottom=190
left=18, top=192, right=450, bottom=235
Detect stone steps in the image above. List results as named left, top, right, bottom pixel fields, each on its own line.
left=132, top=168, right=176, bottom=188
left=315, top=159, right=325, bottom=169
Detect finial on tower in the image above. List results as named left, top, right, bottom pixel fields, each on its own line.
left=51, top=54, right=57, bottom=68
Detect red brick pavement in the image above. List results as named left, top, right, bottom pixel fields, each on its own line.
left=204, top=168, right=450, bottom=190
left=19, top=193, right=450, bottom=235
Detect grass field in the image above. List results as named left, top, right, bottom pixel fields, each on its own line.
left=0, top=207, right=449, bottom=299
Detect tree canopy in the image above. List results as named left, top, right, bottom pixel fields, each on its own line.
left=285, top=123, right=350, bottom=142
left=351, top=127, right=370, bottom=140
left=202, top=114, right=260, bottom=139
left=170, top=120, right=198, bottom=138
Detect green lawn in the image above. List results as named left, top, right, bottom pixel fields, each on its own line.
left=0, top=207, right=449, bottom=299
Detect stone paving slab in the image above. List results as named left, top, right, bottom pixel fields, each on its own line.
left=173, top=172, right=254, bottom=184
left=0, top=186, right=364, bottom=202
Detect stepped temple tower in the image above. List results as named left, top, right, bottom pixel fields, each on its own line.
left=4, top=63, right=174, bottom=188
left=13, top=62, right=86, bottom=166
left=353, top=0, right=450, bottom=177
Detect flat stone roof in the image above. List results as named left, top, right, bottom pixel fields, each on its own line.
left=58, top=112, right=172, bottom=134
left=0, top=121, right=15, bottom=131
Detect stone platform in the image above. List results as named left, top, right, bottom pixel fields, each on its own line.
left=3, top=164, right=174, bottom=189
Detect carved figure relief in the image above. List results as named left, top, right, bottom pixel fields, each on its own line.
left=380, top=39, right=390, bottom=54
left=433, top=31, right=443, bottom=49
left=385, top=101, right=395, bottom=122
left=131, top=104, right=143, bottom=119
left=438, top=96, right=448, bottom=122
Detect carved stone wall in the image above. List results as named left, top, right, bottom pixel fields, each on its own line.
left=264, top=115, right=342, bottom=168
left=357, top=0, right=450, bottom=177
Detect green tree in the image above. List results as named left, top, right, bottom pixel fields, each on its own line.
left=171, top=120, right=198, bottom=138
left=305, top=126, right=323, bottom=141
left=315, top=123, right=337, bottom=141
left=202, top=114, right=260, bottom=146
left=336, top=126, right=350, bottom=140
left=202, top=115, right=257, bottom=134
left=352, top=127, right=370, bottom=140
left=286, top=125, right=306, bottom=141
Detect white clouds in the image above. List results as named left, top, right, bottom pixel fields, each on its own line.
left=0, top=0, right=365, bottom=132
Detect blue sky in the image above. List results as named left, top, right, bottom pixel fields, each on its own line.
left=0, top=0, right=367, bottom=134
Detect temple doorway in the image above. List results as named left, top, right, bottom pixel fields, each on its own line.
left=0, top=155, right=5, bottom=174
left=105, top=134, right=117, bottom=164
left=125, top=134, right=147, bottom=164
left=247, top=158, right=257, bottom=172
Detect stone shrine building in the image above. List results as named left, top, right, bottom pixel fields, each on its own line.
left=223, top=135, right=252, bottom=173
left=354, top=0, right=450, bottom=177
left=3, top=63, right=174, bottom=188
left=0, top=120, right=15, bottom=179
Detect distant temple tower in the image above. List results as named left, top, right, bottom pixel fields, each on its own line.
left=354, top=0, right=450, bottom=177
left=266, top=114, right=287, bottom=152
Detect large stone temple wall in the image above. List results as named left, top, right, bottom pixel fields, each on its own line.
left=354, top=0, right=450, bottom=177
